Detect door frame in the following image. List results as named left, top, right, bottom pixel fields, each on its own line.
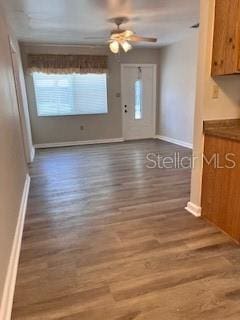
left=121, top=63, right=157, bottom=140
left=9, top=37, right=35, bottom=163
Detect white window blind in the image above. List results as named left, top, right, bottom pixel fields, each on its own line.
left=33, top=72, right=108, bottom=116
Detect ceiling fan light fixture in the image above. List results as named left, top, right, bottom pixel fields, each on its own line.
left=123, top=30, right=134, bottom=38
left=120, top=40, right=132, bottom=52
left=109, top=40, right=119, bottom=53
left=107, top=16, right=157, bottom=54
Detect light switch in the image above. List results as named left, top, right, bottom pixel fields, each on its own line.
left=212, top=85, right=219, bottom=99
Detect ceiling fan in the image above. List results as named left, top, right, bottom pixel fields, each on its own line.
left=86, top=17, right=157, bottom=54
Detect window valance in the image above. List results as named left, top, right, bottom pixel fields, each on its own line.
left=27, top=54, right=108, bottom=74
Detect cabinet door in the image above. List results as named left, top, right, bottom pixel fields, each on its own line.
left=202, top=135, right=240, bottom=242
left=212, top=0, right=240, bottom=76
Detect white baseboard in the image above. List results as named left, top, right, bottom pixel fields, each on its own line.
left=155, top=135, right=193, bottom=149
left=0, top=174, right=30, bottom=320
left=185, top=201, right=202, bottom=217
left=34, top=138, right=124, bottom=149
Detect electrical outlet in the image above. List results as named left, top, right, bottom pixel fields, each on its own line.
left=212, top=85, right=219, bottom=99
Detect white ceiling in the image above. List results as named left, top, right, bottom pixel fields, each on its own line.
left=2, top=0, right=200, bottom=47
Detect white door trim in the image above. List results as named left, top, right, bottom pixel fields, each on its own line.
left=9, top=37, right=35, bottom=163
left=121, top=64, right=157, bottom=140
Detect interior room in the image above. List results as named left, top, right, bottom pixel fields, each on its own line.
left=1, top=0, right=240, bottom=319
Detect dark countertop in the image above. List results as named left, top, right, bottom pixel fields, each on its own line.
left=203, top=119, right=240, bottom=142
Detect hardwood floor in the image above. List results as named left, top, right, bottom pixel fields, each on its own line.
left=12, top=139, right=240, bottom=320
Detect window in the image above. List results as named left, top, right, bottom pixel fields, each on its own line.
left=33, top=72, right=108, bottom=116
left=134, top=79, right=143, bottom=120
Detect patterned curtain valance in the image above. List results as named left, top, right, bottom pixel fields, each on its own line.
left=27, top=54, right=108, bottom=74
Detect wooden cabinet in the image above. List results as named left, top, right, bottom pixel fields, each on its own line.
left=212, top=0, right=240, bottom=76
left=202, top=135, right=240, bottom=242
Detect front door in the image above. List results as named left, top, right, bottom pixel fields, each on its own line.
left=121, top=64, right=156, bottom=140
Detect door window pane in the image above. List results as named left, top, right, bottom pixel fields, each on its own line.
left=134, top=79, right=142, bottom=120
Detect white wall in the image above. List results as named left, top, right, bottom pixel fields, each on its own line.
left=0, top=8, right=28, bottom=315
left=158, top=32, right=199, bottom=146
left=189, top=0, right=240, bottom=211
left=21, top=44, right=160, bottom=145
left=22, top=36, right=199, bottom=147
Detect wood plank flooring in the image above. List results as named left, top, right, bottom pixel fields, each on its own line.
left=12, top=139, right=240, bottom=320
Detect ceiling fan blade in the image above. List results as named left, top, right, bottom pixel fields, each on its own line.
left=128, top=35, right=157, bottom=43
left=111, top=30, right=133, bottom=40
